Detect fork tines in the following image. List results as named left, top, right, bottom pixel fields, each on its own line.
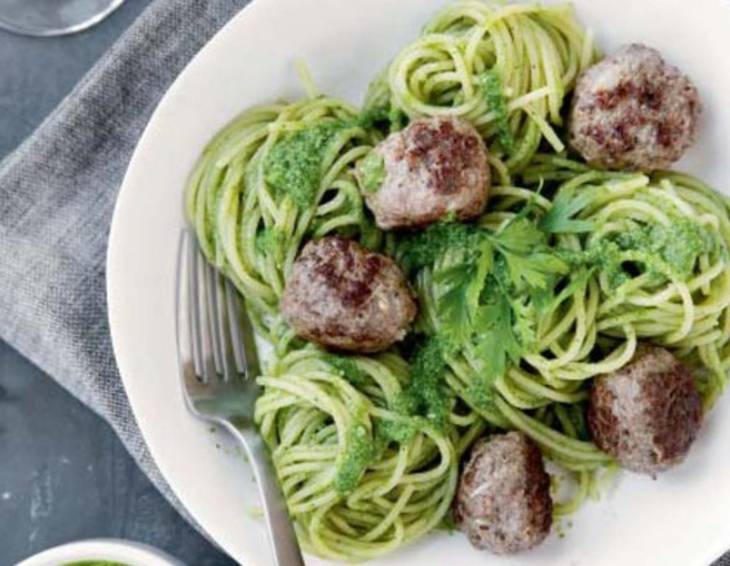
left=180, top=231, right=249, bottom=385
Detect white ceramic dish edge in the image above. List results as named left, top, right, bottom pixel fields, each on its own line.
left=15, top=539, right=184, bottom=566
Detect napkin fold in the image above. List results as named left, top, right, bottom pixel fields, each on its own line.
left=0, top=0, right=727, bottom=564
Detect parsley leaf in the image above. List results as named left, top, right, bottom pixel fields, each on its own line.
left=435, top=263, right=475, bottom=345
left=434, top=238, right=494, bottom=345
left=540, top=188, right=594, bottom=234
left=502, top=252, right=568, bottom=289
left=395, top=208, right=572, bottom=420
left=494, top=217, right=546, bottom=254
left=492, top=217, right=568, bottom=289
left=473, top=291, right=520, bottom=377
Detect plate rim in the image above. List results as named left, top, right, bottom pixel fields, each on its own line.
left=106, top=1, right=265, bottom=564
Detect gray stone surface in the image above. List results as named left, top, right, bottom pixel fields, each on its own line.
left=0, top=2, right=235, bottom=564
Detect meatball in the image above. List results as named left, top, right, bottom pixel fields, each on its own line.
left=587, top=344, right=702, bottom=475
left=454, top=432, right=552, bottom=555
left=359, top=117, right=490, bottom=229
left=280, top=236, right=416, bottom=353
left=569, top=43, right=701, bottom=171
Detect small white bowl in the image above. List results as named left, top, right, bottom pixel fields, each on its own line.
left=15, top=539, right=186, bottom=566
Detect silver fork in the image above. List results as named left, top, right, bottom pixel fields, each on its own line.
left=176, top=230, right=305, bottom=566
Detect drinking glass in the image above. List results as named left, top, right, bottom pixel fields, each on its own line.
left=0, top=0, right=125, bottom=37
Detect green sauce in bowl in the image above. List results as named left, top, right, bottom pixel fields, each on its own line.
left=63, top=562, right=130, bottom=566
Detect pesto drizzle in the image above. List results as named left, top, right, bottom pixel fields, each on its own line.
left=264, top=121, right=344, bottom=208
left=334, top=421, right=374, bottom=495
left=482, top=70, right=515, bottom=154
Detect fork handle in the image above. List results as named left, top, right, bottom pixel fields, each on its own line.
left=224, top=420, right=306, bottom=566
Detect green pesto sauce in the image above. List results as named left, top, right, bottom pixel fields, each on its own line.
left=255, top=227, right=285, bottom=255
left=264, top=122, right=343, bottom=208
left=481, top=70, right=514, bottom=154
left=386, top=106, right=409, bottom=132
left=325, top=353, right=421, bottom=490
left=358, top=104, right=408, bottom=133
left=397, top=222, right=484, bottom=273
left=357, top=151, right=386, bottom=194
left=324, top=353, right=368, bottom=387
left=376, top=414, right=418, bottom=445
left=613, top=218, right=717, bottom=279
left=576, top=217, right=720, bottom=288
left=371, top=339, right=453, bottom=445
left=63, top=562, right=129, bottom=566
left=399, top=338, right=451, bottom=427
left=464, top=376, right=498, bottom=414
left=334, top=422, right=374, bottom=496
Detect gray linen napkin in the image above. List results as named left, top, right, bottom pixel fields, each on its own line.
left=0, top=0, right=250, bottom=525
left=0, top=0, right=728, bottom=564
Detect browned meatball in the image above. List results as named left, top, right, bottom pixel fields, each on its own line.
left=280, top=236, right=416, bottom=353
left=454, top=432, right=553, bottom=555
left=359, top=117, right=490, bottom=229
left=569, top=44, right=701, bottom=171
left=587, top=344, right=703, bottom=475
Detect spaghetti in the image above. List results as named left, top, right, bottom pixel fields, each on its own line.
left=364, top=0, right=595, bottom=171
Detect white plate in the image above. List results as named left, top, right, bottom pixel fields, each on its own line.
left=107, top=1, right=730, bottom=565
